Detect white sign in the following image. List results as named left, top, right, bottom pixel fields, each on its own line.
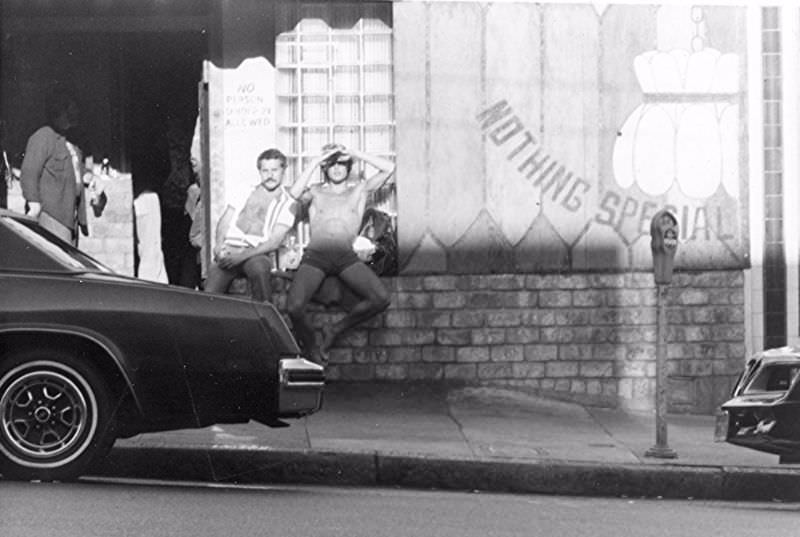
left=209, top=57, right=276, bottom=204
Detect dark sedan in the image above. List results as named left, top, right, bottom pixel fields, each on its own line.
left=717, top=346, right=800, bottom=463
left=0, top=210, right=324, bottom=481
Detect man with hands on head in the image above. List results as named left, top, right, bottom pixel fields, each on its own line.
left=286, top=143, right=395, bottom=365
left=203, top=148, right=297, bottom=303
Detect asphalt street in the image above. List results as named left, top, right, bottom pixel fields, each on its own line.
left=2, top=479, right=799, bottom=537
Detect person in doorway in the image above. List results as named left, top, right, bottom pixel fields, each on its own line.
left=286, top=143, right=395, bottom=365
left=184, top=117, right=205, bottom=289
left=133, top=179, right=169, bottom=284
left=203, top=148, right=297, bottom=303
left=161, top=118, right=201, bottom=288
left=185, top=176, right=203, bottom=287
left=20, top=85, right=102, bottom=245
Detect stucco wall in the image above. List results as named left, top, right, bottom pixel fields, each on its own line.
left=211, top=2, right=749, bottom=413
left=394, top=2, right=748, bottom=275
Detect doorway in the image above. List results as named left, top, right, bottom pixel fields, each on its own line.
left=123, top=30, right=206, bottom=286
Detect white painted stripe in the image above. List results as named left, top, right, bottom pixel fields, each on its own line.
left=782, top=7, right=800, bottom=345
left=746, top=5, right=765, bottom=355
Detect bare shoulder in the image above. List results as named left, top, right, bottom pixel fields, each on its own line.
left=302, top=183, right=326, bottom=204
left=308, top=183, right=325, bottom=196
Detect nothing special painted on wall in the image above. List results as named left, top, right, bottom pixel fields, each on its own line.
left=394, top=2, right=747, bottom=274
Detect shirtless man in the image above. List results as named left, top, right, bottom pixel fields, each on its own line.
left=286, top=144, right=395, bottom=364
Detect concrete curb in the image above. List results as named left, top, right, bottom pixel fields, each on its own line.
left=93, top=446, right=800, bottom=501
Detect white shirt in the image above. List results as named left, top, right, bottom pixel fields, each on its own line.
left=133, top=191, right=169, bottom=283
left=223, top=185, right=295, bottom=248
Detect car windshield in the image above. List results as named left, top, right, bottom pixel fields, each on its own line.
left=2, top=216, right=113, bottom=273
left=743, top=363, right=800, bottom=394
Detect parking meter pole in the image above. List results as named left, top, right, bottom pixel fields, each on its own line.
left=645, top=283, right=678, bottom=459
left=646, top=208, right=679, bottom=460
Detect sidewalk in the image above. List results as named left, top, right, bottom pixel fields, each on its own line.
left=96, top=382, right=800, bottom=501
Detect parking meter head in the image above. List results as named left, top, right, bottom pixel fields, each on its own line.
left=650, top=209, right=679, bottom=285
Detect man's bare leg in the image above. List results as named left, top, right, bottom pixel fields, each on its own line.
left=320, top=324, right=338, bottom=356
left=286, top=263, right=328, bottom=363
left=321, top=262, right=390, bottom=354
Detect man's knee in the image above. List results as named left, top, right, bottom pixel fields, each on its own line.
left=240, top=257, right=271, bottom=301
left=242, top=255, right=272, bottom=276
left=204, top=264, right=231, bottom=294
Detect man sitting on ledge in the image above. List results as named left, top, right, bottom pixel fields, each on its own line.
left=285, top=143, right=395, bottom=365
left=204, top=148, right=296, bottom=304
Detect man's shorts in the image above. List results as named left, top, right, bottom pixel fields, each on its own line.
left=301, top=247, right=360, bottom=275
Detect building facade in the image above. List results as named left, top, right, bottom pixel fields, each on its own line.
left=2, top=1, right=797, bottom=413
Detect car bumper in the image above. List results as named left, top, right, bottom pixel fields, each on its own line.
left=717, top=401, right=800, bottom=458
left=278, top=357, right=325, bottom=418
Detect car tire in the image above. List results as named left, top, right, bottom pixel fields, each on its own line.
left=0, top=349, right=116, bottom=481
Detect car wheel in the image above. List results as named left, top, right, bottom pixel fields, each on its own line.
left=0, top=350, right=115, bottom=481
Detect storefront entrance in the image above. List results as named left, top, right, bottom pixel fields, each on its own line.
left=0, top=4, right=208, bottom=281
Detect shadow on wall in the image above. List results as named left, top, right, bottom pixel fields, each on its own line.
left=401, top=242, right=624, bottom=275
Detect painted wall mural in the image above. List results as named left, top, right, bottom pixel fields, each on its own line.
left=609, top=5, right=744, bottom=272
left=394, top=2, right=747, bottom=275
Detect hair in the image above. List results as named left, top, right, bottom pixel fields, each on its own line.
left=44, top=85, right=78, bottom=127
left=321, top=151, right=353, bottom=177
left=131, top=151, right=168, bottom=198
left=256, top=148, right=287, bottom=169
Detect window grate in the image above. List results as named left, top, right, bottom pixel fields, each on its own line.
left=275, top=1, right=396, bottom=218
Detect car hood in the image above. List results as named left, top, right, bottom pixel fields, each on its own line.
left=86, top=273, right=300, bottom=352
left=3, top=270, right=301, bottom=355
left=80, top=271, right=205, bottom=290
left=80, top=271, right=261, bottom=306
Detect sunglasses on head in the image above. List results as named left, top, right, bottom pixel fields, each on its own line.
left=324, top=152, right=352, bottom=167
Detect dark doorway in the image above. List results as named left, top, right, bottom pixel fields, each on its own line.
left=125, top=31, right=203, bottom=196
left=124, top=30, right=205, bottom=287
left=0, top=5, right=209, bottom=283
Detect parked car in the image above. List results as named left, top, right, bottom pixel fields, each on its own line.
left=0, top=210, right=324, bottom=481
left=717, top=346, right=800, bottom=463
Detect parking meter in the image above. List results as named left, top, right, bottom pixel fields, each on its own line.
left=650, top=209, right=678, bottom=285
left=647, top=208, right=680, bottom=459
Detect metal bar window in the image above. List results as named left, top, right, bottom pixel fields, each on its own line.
left=276, top=1, right=396, bottom=220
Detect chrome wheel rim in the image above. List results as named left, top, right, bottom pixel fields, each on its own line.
left=0, top=361, right=98, bottom=468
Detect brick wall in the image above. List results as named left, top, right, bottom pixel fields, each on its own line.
left=80, top=173, right=134, bottom=276
left=257, top=269, right=745, bottom=414
left=6, top=173, right=134, bottom=276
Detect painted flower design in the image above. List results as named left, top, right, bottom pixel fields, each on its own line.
left=612, top=47, right=739, bottom=200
